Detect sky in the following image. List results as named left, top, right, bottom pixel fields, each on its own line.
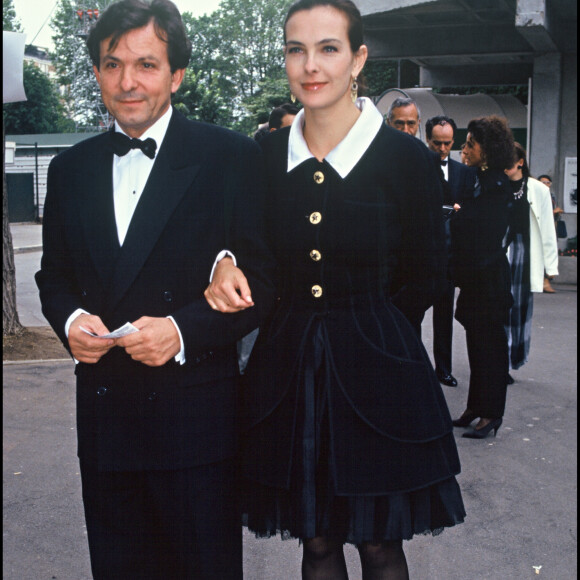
left=11, top=0, right=224, bottom=50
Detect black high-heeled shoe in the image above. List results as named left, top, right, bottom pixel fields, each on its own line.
left=462, top=417, right=503, bottom=439
left=452, top=410, right=478, bottom=428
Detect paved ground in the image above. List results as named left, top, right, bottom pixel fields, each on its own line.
left=4, top=223, right=578, bottom=579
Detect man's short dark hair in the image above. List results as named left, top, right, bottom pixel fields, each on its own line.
left=537, top=174, right=552, bottom=182
left=268, top=103, right=300, bottom=130
left=425, top=115, right=458, bottom=140
left=87, top=0, right=191, bottom=72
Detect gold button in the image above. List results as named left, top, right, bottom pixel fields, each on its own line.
left=313, top=171, right=324, bottom=184
left=311, top=285, right=323, bottom=298
left=309, top=212, right=322, bottom=224
left=310, top=249, right=322, bottom=261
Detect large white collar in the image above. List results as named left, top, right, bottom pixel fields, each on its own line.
left=287, top=97, right=384, bottom=178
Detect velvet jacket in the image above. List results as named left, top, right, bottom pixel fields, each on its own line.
left=241, top=124, right=461, bottom=495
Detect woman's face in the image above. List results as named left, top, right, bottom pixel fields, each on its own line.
left=284, top=5, right=367, bottom=112
left=463, top=132, right=485, bottom=167
left=504, top=159, right=524, bottom=181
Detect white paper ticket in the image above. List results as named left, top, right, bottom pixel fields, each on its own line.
left=80, top=322, right=139, bottom=339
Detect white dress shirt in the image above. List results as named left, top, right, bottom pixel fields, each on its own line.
left=441, top=157, right=449, bottom=181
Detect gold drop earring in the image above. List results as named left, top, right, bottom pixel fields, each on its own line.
left=351, top=77, right=358, bottom=103
left=291, top=93, right=297, bottom=104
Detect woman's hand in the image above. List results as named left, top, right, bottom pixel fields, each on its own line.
left=205, top=257, right=254, bottom=313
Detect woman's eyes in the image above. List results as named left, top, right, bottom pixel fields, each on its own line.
left=287, top=45, right=339, bottom=55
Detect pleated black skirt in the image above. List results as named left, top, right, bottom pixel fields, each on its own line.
left=242, top=322, right=466, bottom=544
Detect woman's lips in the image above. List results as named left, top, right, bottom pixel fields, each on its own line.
left=302, top=82, right=327, bottom=91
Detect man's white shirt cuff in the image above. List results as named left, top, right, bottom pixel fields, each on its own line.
left=65, top=308, right=90, bottom=364
left=210, top=250, right=237, bottom=282
left=167, top=316, right=186, bottom=365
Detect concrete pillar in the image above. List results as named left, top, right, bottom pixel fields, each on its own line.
left=528, top=53, right=561, bottom=182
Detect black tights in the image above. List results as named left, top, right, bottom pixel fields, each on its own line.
left=302, top=537, right=409, bottom=580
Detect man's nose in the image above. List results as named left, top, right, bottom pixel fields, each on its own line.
left=120, top=68, right=138, bottom=91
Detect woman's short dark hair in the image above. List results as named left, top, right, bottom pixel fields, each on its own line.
left=284, top=0, right=364, bottom=53
left=513, top=142, right=530, bottom=177
left=467, top=115, right=515, bottom=170
left=87, top=0, right=191, bottom=72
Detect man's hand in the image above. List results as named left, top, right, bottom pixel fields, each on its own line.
left=116, top=317, right=180, bottom=367
left=205, top=257, right=254, bottom=313
left=68, top=313, right=115, bottom=364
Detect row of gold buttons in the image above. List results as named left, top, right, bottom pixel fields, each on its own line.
left=311, top=171, right=324, bottom=297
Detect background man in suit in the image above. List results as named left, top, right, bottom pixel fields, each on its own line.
left=386, top=96, right=421, bottom=136
left=426, top=115, right=476, bottom=386
left=35, top=0, right=275, bottom=578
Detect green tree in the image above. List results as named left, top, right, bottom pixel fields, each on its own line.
left=364, top=60, right=397, bottom=97
left=3, top=0, right=22, bottom=31
left=51, top=0, right=113, bottom=131
left=185, top=0, right=293, bottom=134
left=3, top=62, right=72, bottom=134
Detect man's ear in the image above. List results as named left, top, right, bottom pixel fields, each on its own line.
left=171, top=68, right=186, bottom=94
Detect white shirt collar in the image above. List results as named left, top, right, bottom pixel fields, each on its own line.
left=287, top=97, right=384, bottom=178
left=114, top=105, right=173, bottom=158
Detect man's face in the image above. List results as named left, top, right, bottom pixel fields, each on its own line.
left=388, top=104, right=419, bottom=136
left=428, top=123, right=454, bottom=160
left=271, top=113, right=296, bottom=132
left=539, top=177, right=552, bottom=187
left=279, top=113, right=296, bottom=129
left=94, top=22, right=185, bottom=138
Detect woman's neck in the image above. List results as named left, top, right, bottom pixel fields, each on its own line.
left=302, top=99, right=362, bottom=162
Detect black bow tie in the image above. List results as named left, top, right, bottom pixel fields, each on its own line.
left=440, top=159, right=448, bottom=166
left=110, top=131, right=157, bottom=159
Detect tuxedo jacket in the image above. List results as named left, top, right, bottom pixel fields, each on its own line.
left=36, top=111, right=276, bottom=472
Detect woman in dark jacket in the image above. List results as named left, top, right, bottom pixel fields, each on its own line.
left=450, top=115, right=515, bottom=439
left=207, top=1, right=465, bottom=577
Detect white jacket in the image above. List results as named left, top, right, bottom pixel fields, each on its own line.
left=526, top=177, right=559, bottom=292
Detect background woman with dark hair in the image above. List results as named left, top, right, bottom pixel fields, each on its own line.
left=451, top=115, right=515, bottom=439
left=504, top=143, right=559, bottom=379
left=207, top=0, right=465, bottom=577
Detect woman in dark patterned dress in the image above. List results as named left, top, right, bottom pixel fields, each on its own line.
left=206, top=1, right=465, bottom=577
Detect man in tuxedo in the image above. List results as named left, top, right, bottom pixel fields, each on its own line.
left=426, top=115, right=476, bottom=386
left=35, top=0, right=275, bottom=578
